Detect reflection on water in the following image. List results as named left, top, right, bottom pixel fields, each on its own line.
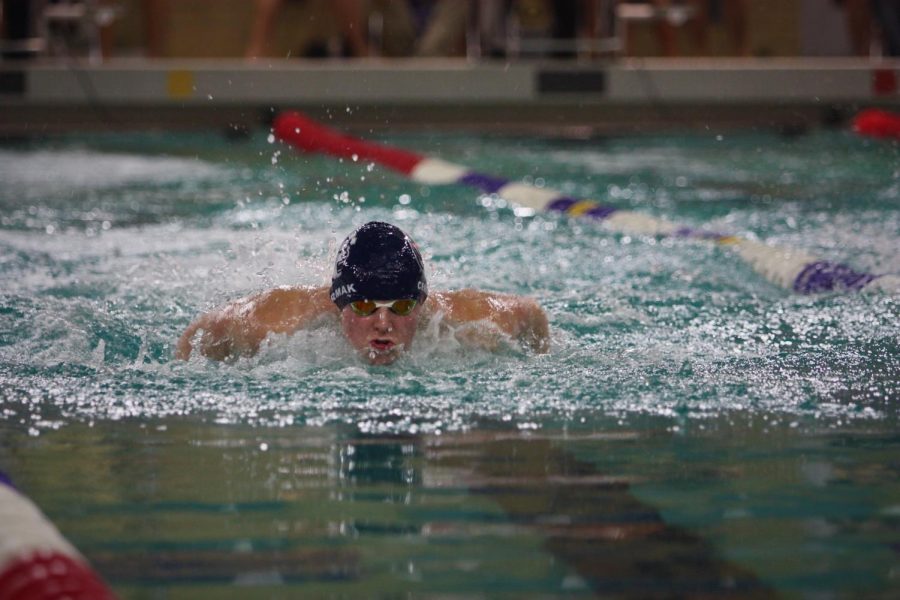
left=3, top=416, right=898, bottom=598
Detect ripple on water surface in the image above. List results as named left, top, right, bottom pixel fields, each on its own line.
left=0, top=131, right=898, bottom=434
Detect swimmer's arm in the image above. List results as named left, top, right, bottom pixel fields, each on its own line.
left=176, top=286, right=337, bottom=361
left=434, top=289, right=550, bottom=353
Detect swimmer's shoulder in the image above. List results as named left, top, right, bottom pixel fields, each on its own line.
left=426, top=289, right=549, bottom=352
left=257, top=284, right=332, bottom=304
left=425, top=289, right=515, bottom=322
left=250, top=285, right=338, bottom=331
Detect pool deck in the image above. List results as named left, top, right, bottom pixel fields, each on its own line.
left=1, top=57, right=899, bottom=136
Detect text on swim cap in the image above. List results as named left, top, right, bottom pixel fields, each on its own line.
left=331, top=283, right=356, bottom=301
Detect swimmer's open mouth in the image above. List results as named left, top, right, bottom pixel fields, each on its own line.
left=369, top=339, right=396, bottom=352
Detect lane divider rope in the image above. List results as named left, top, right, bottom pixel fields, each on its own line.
left=273, top=111, right=898, bottom=294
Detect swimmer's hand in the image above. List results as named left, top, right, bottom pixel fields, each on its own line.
left=176, top=286, right=336, bottom=361
left=431, top=289, right=550, bottom=354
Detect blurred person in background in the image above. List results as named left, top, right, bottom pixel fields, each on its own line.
left=245, top=0, right=468, bottom=59
left=840, top=0, right=900, bottom=56
left=246, top=0, right=370, bottom=58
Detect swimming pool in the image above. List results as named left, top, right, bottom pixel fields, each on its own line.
left=1, top=125, right=898, bottom=597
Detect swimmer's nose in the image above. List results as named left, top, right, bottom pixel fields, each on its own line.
left=373, top=307, right=393, bottom=331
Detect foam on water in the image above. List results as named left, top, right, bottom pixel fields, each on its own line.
left=0, top=148, right=224, bottom=192
left=0, top=132, right=898, bottom=435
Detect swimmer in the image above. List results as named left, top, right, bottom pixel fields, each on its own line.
left=176, top=221, right=549, bottom=365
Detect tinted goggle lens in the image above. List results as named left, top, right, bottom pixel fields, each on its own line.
left=349, top=299, right=418, bottom=317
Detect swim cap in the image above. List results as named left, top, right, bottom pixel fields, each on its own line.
left=330, top=221, right=428, bottom=309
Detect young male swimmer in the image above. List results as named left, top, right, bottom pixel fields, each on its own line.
left=176, top=221, right=549, bottom=365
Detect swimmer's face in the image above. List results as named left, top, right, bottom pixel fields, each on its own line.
left=340, top=300, right=423, bottom=365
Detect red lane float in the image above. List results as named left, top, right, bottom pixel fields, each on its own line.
left=273, top=112, right=423, bottom=175
left=0, top=473, right=117, bottom=600
left=852, top=108, right=900, bottom=139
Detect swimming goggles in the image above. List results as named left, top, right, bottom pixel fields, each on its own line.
left=349, top=299, right=418, bottom=317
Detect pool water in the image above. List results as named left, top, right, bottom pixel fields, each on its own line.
left=1, top=126, right=898, bottom=597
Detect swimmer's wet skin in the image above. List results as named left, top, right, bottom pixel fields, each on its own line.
left=176, top=222, right=549, bottom=364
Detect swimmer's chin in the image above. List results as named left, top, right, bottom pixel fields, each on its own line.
left=363, top=343, right=406, bottom=365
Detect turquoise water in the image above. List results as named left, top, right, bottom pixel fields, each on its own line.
left=1, top=127, right=899, bottom=597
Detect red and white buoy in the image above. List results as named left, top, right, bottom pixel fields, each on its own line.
left=0, top=473, right=116, bottom=600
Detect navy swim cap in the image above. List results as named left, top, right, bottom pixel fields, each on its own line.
left=330, top=221, right=428, bottom=309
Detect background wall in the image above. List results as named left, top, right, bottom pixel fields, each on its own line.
left=799, top=0, right=854, bottom=56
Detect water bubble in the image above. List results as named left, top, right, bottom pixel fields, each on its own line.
left=513, top=206, right=535, bottom=218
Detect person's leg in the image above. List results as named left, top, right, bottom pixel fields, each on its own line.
left=687, top=0, right=710, bottom=56
left=653, top=0, right=679, bottom=56
left=331, top=0, right=369, bottom=56
left=726, top=0, right=749, bottom=56
left=870, top=0, right=900, bottom=56
left=245, top=0, right=284, bottom=58
left=417, top=0, right=469, bottom=57
left=374, top=0, right=415, bottom=57
left=842, top=0, right=872, bottom=56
